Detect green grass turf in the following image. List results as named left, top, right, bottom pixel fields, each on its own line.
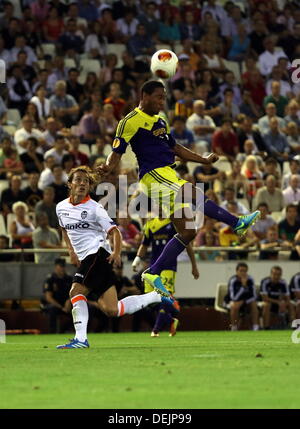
left=0, top=330, right=300, bottom=409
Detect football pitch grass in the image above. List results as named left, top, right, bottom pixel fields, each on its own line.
left=0, top=330, right=300, bottom=409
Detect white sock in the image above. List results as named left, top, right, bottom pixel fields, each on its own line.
left=118, top=291, right=161, bottom=316
left=231, top=325, right=238, bottom=331
left=71, top=294, right=88, bottom=342
left=252, top=324, right=260, bottom=331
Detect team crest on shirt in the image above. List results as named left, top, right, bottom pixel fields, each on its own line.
left=81, top=210, right=88, bottom=219
left=113, top=138, right=120, bottom=148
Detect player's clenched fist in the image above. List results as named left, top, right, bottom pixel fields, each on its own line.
left=96, top=164, right=111, bottom=177
left=204, top=153, right=219, bottom=164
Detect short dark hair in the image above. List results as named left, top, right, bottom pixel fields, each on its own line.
left=141, top=80, right=165, bottom=96
left=257, top=202, right=269, bottom=210
left=271, top=265, right=282, bottom=273
left=172, top=115, right=186, bottom=124
left=236, top=262, right=248, bottom=271
left=265, top=157, right=277, bottom=166
left=55, top=258, right=66, bottom=267
left=51, top=163, right=62, bottom=172
left=286, top=203, right=298, bottom=212
left=223, top=88, right=234, bottom=96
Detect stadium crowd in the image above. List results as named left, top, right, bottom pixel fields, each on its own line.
left=1, top=0, right=300, bottom=266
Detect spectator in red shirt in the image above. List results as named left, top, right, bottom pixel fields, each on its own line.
left=104, top=82, right=126, bottom=121
left=117, top=213, right=141, bottom=250
left=68, top=135, right=89, bottom=166
left=243, top=69, right=266, bottom=107
left=212, top=119, right=239, bottom=162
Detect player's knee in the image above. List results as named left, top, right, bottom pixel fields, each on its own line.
left=104, top=306, right=118, bottom=317
left=69, top=283, right=85, bottom=299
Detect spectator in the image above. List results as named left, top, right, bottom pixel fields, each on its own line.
left=1, top=17, right=21, bottom=50
left=243, top=69, right=266, bottom=108
left=44, top=135, right=68, bottom=164
left=13, top=50, right=37, bottom=86
left=236, top=139, right=264, bottom=167
left=116, top=7, right=139, bottom=43
left=239, top=89, right=262, bottom=120
left=42, top=117, right=59, bottom=148
left=32, top=212, right=62, bottom=264
left=47, top=56, right=68, bottom=91
left=30, top=0, right=50, bottom=22
left=20, top=137, right=44, bottom=174
left=7, top=65, right=32, bottom=116
left=78, top=103, right=103, bottom=144
left=193, top=162, right=225, bottom=193
left=260, top=266, right=294, bottom=329
left=49, top=80, right=79, bottom=128
left=262, top=157, right=281, bottom=186
left=282, top=159, right=300, bottom=190
left=263, top=81, right=289, bottom=118
left=98, top=8, right=117, bottom=43
left=170, top=116, right=194, bottom=150
left=218, top=88, right=240, bottom=122
left=99, top=53, right=118, bottom=85
left=22, top=172, right=43, bottom=211
left=40, top=258, right=72, bottom=333
left=220, top=186, right=249, bottom=215
left=263, top=117, right=290, bottom=164
left=259, top=227, right=291, bottom=260
left=284, top=101, right=300, bottom=128
left=237, top=116, right=266, bottom=154
left=14, top=115, right=45, bottom=156
left=32, top=69, right=52, bottom=97
left=228, top=23, right=250, bottom=62
left=211, top=119, right=239, bottom=162
left=265, top=65, right=293, bottom=99
left=42, top=6, right=65, bottom=43
left=252, top=202, right=276, bottom=241
left=258, top=103, right=285, bottom=135
left=103, top=83, right=126, bottom=121
left=219, top=71, right=242, bottom=107
left=66, top=68, right=85, bottom=104
left=35, top=186, right=59, bottom=229
left=179, top=10, right=202, bottom=42
left=186, top=100, right=216, bottom=154
left=30, top=85, right=51, bottom=123
left=84, top=21, right=107, bottom=60
left=89, top=137, right=107, bottom=167
left=249, top=19, right=268, bottom=56
left=127, top=23, right=155, bottom=58
left=58, top=18, right=84, bottom=55
left=137, top=2, right=160, bottom=39
left=289, top=272, right=300, bottom=319
left=254, top=175, right=285, bottom=212
left=201, top=0, right=228, bottom=29
left=227, top=262, right=259, bottom=331
left=174, top=89, right=194, bottom=119
left=285, top=122, right=300, bottom=155
left=49, top=164, right=69, bottom=204
left=10, top=201, right=34, bottom=252
left=0, top=137, right=23, bottom=180
left=278, top=204, right=300, bottom=257
left=10, top=35, right=38, bottom=66
left=283, top=175, right=300, bottom=205
left=0, top=235, right=14, bottom=262
left=258, top=35, right=288, bottom=77
left=202, top=40, right=226, bottom=77
left=118, top=213, right=141, bottom=251
left=0, top=175, right=25, bottom=215
left=225, top=160, right=248, bottom=198
left=68, top=136, right=89, bottom=166
left=98, top=103, right=118, bottom=139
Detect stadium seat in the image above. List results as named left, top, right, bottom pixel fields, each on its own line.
left=214, top=157, right=232, bottom=173
left=79, top=144, right=90, bottom=157
left=155, top=44, right=172, bottom=51
left=0, top=214, right=7, bottom=235
left=10, top=0, right=22, bottom=19
left=64, top=58, right=76, bottom=69
left=214, top=283, right=229, bottom=313
left=37, top=60, right=45, bottom=69
left=78, top=71, right=87, bottom=85
left=270, top=211, right=283, bottom=223
left=3, top=125, right=16, bottom=136
left=223, top=59, right=241, bottom=84
left=41, top=43, right=56, bottom=59
left=283, top=161, right=290, bottom=175
left=174, top=43, right=183, bottom=55
left=80, top=59, right=101, bottom=74
left=106, top=44, right=126, bottom=67
left=7, top=109, right=21, bottom=126
left=0, top=180, right=9, bottom=200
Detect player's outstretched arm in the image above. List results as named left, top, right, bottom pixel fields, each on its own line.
left=61, top=227, right=80, bottom=267
left=107, top=227, right=122, bottom=267
left=96, top=152, right=122, bottom=177
left=186, top=243, right=200, bottom=280
left=173, top=143, right=219, bottom=165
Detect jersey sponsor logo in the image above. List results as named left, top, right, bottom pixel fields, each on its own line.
left=65, top=222, right=90, bottom=230
left=75, top=273, right=84, bottom=278
left=153, top=127, right=167, bottom=137
left=81, top=210, right=88, bottom=219
left=113, top=138, right=120, bottom=148
left=61, top=212, right=69, bottom=216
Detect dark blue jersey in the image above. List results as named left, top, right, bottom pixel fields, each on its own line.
left=228, top=275, right=257, bottom=302
left=260, top=277, right=289, bottom=299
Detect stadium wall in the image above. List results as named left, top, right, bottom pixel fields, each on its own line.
left=0, top=260, right=300, bottom=299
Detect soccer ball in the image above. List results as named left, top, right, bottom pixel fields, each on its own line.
left=150, top=49, right=178, bottom=79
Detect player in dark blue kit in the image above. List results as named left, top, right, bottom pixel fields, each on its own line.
left=97, top=80, right=260, bottom=298
left=260, top=266, right=295, bottom=329
left=227, top=262, right=259, bottom=331
left=289, top=272, right=300, bottom=319
left=132, top=216, right=199, bottom=336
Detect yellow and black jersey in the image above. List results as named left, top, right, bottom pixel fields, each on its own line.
left=112, top=107, right=176, bottom=179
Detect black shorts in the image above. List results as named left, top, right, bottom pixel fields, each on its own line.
left=73, top=247, right=116, bottom=295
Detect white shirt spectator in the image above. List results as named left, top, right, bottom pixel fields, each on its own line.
left=7, top=77, right=32, bottom=103
left=283, top=186, right=300, bottom=205
left=38, top=168, right=67, bottom=190
left=43, top=147, right=68, bottom=164
left=266, top=79, right=292, bottom=97
left=257, top=115, right=285, bottom=134
left=282, top=173, right=300, bottom=190
left=186, top=113, right=216, bottom=142
left=30, top=96, right=51, bottom=120
left=10, top=46, right=37, bottom=66
left=0, top=48, right=11, bottom=65
left=14, top=127, right=44, bottom=155
left=84, top=34, right=107, bottom=57
left=220, top=200, right=249, bottom=215
left=258, top=48, right=288, bottom=76
left=116, top=17, right=139, bottom=37
left=252, top=215, right=276, bottom=236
